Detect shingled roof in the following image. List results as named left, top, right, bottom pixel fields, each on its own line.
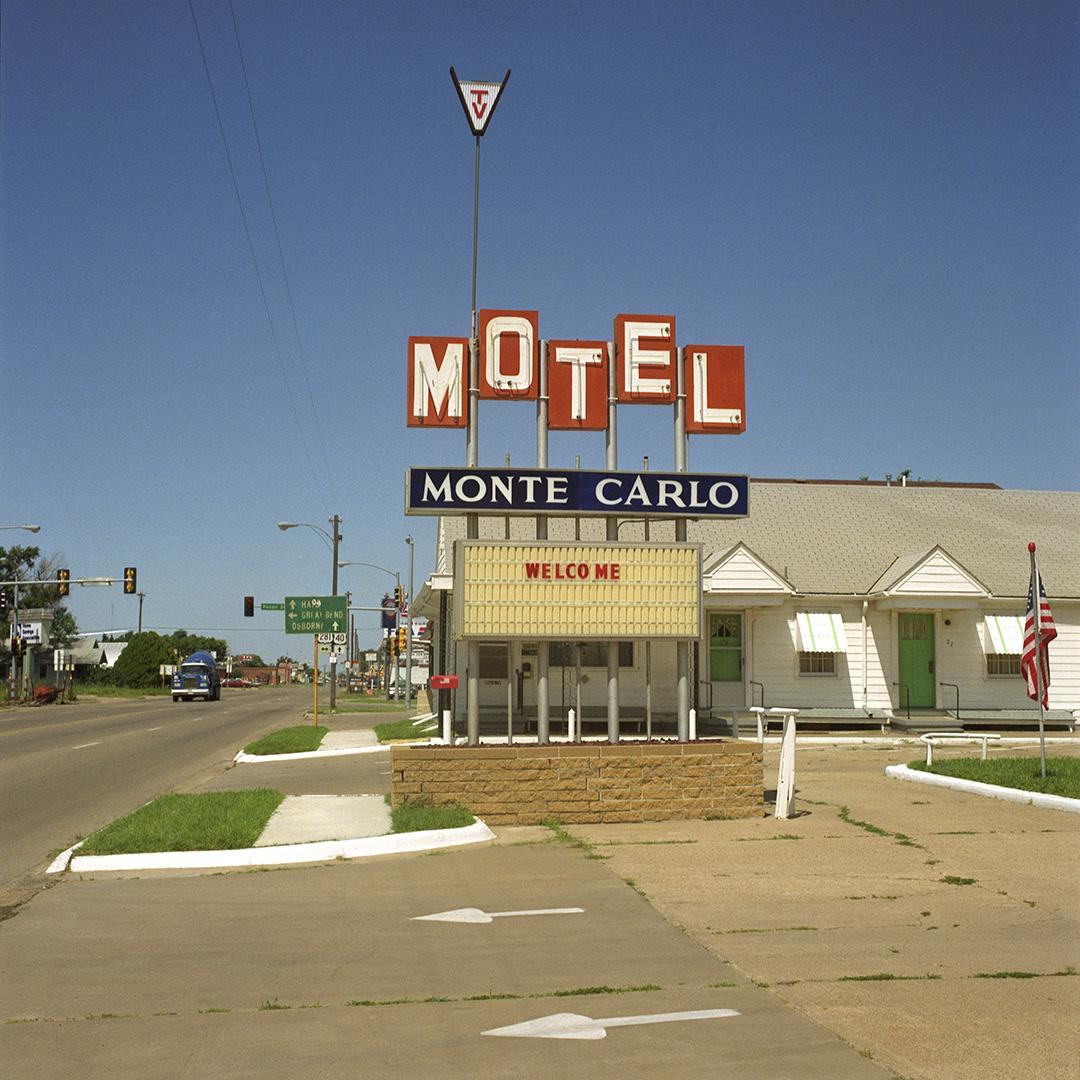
left=438, top=481, right=1080, bottom=599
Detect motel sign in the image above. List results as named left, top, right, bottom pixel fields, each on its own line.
left=407, top=310, right=745, bottom=434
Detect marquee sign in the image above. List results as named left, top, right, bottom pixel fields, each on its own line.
left=455, top=542, right=701, bottom=641
left=407, top=310, right=745, bottom=433
left=406, top=467, right=748, bottom=518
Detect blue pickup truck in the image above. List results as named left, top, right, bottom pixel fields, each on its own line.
left=172, top=651, right=221, bottom=702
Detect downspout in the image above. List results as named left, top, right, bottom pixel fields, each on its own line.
left=861, top=599, right=869, bottom=711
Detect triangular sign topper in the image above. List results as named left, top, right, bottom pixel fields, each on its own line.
left=450, top=67, right=511, bottom=136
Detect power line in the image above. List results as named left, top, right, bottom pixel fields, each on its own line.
left=227, top=0, right=339, bottom=507
left=185, top=0, right=329, bottom=511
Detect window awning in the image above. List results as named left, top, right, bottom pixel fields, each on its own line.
left=984, top=615, right=1024, bottom=654
left=795, top=612, right=848, bottom=653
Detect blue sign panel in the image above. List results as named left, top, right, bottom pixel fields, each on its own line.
left=406, top=467, right=748, bottom=518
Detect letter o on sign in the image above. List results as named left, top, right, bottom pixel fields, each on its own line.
left=709, top=482, right=739, bottom=509
left=455, top=475, right=486, bottom=503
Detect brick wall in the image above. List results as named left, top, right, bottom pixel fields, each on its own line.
left=390, top=741, right=763, bottom=824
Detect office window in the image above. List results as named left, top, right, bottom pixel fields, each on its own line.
left=548, top=642, right=633, bottom=667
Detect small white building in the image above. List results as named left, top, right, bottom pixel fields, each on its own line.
left=416, top=480, right=1079, bottom=732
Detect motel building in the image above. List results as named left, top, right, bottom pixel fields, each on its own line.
left=412, top=477, right=1080, bottom=738
left=395, top=310, right=1078, bottom=823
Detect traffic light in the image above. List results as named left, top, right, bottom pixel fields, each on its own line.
left=0, top=590, right=8, bottom=618
left=58, top=568, right=70, bottom=597
left=394, top=584, right=404, bottom=609
left=11, top=637, right=24, bottom=658
left=123, top=567, right=137, bottom=594
left=244, top=596, right=255, bottom=617
left=397, top=627, right=407, bottom=651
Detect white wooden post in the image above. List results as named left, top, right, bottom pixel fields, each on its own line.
left=774, top=713, right=797, bottom=820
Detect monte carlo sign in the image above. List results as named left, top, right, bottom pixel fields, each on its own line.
left=406, top=467, right=747, bottom=518
left=408, top=310, right=745, bottom=433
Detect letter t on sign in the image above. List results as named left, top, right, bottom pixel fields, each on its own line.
left=548, top=340, right=608, bottom=430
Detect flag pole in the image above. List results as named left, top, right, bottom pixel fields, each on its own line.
left=1028, top=542, right=1047, bottom=779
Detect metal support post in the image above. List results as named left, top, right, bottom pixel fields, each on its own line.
left=605, top=340, right=620, bottom=744
left=675, top=347, right=690, bottom=742
left=536, top=340, right=550, bottom=743
left=405, top=536, right=415, bottom=708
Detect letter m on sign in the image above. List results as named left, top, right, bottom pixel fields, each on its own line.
left=408, top=337, right=468, bottom=427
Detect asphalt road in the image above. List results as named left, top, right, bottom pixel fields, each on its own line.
left=0, top=686, right=312, bottom=914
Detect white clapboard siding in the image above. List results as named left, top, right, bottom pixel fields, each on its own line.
left=890, top=550, right=986, bottom=595
left=705, top=547, right=791, bottom=593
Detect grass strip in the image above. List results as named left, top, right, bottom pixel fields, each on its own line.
left=391, top=801, right=474, bottom=833
left=73, top=684, right=171, bottom=697
left=79, top=790, right=284, bottom=854
left=909, top=756, right=1080, bottom=799
left=334, top=700, right=411, bottom=712
left=375, top=717, right=433, bottom=742
left=244, top=726, right=329, bottom=755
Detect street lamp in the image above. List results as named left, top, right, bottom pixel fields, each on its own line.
left=0, top=525, right=41, bottom=533
left=278, top=516, right=343, bottom=709
left=337, top=560, right=401, bottom=702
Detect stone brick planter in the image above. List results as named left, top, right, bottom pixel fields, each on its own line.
left=390, top=741, right=763, bottom=825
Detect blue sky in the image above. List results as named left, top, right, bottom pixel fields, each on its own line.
left=2, top=0, right=1076, bottom=661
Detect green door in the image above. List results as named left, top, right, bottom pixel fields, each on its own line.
left=898, top=613, right=935, bottom=708
left=709, top=613, right=742, bottom=682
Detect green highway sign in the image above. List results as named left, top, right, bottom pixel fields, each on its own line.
left=261, top=602, right=285, bottom=611
left=284, top=595, right=348, bottom=635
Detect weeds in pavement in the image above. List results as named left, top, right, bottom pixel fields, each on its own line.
left=939, top=875, right=977, bottom=886
left=837, top=806, right=924, bottom=849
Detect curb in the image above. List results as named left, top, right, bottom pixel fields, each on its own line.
left=48, top=820, right=496, bottom=874
left=884, top=763, right=1080, bottom=814
left=233, top=745, right=391, bottom=764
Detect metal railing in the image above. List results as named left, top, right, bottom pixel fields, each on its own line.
left=892, top=681, right=911, bottom=722
left=749, top=680, right=765, bottom=708
left=939, top=682, right=960, bottom=724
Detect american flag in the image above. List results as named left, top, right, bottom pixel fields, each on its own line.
left=1021, top=556, right=1057, bottom=708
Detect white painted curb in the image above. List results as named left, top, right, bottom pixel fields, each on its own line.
left=885, top=763, right=1080, bottom=814
left=233, top=745, right=391, bottom=764
left=52, top=820, right=496, bottom=874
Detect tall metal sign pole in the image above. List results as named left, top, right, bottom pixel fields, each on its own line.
left=450, top=66, right=510, bottom=746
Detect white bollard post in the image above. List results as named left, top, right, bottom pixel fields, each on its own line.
left=774, top=713, right=797, bottom=820
left=442, top=709, right=452, bottom=745
left=689, top=708, right=697, bottom=742
left=568, top=708, right=576, bottom=743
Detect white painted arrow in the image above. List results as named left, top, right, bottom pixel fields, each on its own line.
left=412, top=906, right=584, bottom=925
left=482, top=1008, right=739, bottom=1040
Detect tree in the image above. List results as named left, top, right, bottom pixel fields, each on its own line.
left=167, top=630, right=229, bottom=663
left=110, top=632, right=173, bottom=688
left=0, top=545, right=79, bottom=648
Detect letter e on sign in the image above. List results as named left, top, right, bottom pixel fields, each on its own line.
left=548, top=340, right=608, bottom=430
left=479, top=310, right=538, bottom=399
left=408, top=337, right=468, bottom=427
left=615, top=314, right=676, bottom=404
left=684, top=345, right=745, bottom=434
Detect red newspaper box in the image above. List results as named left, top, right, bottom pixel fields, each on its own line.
left=430, top=674, right=459, bottom=691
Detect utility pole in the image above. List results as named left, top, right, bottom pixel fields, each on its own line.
left=137, top=591, right=145, bottom=634
left=329, top=514, right=341, bottom=710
